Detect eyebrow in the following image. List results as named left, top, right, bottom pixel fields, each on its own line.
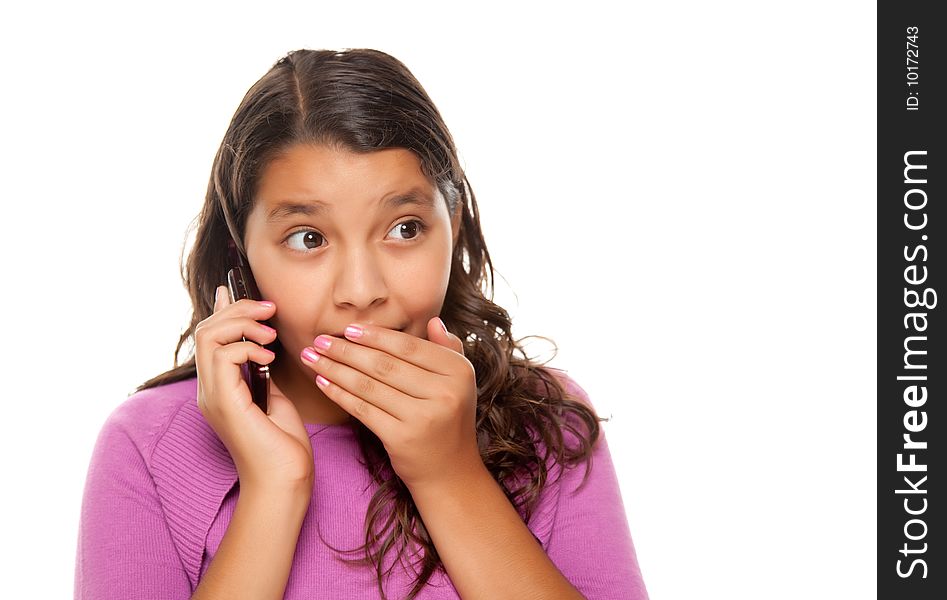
left=265, top=187, right=436, bottom=223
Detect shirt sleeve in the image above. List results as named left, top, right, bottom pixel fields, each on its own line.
left=74, top=404, right=192, bottom=599
left=544, top=376, right=649, bottom=600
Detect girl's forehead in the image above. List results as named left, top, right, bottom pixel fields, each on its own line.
left=247, top=145, right=445, bottom=225
left=256, top=144, right=433, bottom=198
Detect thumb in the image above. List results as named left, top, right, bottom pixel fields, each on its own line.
left=427, top=317, right=464, bottom=355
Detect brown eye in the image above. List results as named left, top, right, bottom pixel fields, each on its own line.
left=285, top=230, right=325, bottom=253
left=388, top=220, right=426, bottom=241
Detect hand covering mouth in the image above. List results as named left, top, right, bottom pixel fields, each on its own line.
left=325, top=326, right=406, bottom=337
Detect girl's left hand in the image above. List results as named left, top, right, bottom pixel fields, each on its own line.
left=299, top=318, right=483, bottom=491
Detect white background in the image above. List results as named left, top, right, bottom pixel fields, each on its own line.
left=0, top=1, right=876, bottom=598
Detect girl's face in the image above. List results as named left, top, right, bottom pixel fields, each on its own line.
left=243, top=144, right=460, bottom=404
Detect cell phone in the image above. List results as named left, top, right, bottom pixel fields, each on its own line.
left=226, top=239, right=275, bottom=414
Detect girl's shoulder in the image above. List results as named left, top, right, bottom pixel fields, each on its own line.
left=543, top=367, right=593, bottom=406
left=530, top=366, right=600, bottom=437
left=517, top=366, right=604, bottom=477
left=94, top=376, right=236, bottom=492
left=103, top=376, right=204, bottom=454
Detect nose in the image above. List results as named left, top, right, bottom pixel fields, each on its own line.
left=331, top=245, right=389, bottom=310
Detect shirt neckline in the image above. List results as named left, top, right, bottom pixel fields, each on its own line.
left=304, top=421, right=357, bottom=437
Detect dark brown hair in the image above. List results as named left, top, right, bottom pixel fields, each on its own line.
left=136, top=48, right=605, bottom=599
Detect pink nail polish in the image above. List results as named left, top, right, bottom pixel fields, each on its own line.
left=301, top=347, right=320, bottom=363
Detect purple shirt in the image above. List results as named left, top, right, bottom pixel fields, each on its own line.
left=74, top=370, right=648, bottom=599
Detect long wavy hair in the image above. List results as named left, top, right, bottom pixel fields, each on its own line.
left=136, top=48, right=605, bottom=599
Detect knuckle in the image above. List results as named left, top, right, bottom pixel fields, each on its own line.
left=372, top=355, right=397, bottom=377
left=441, top=383, right=458, bottom=401
left=397, top=336, right=422, bottom=357
left=318, top=354, right=336, bottom=374
left=355, top=375, right=375, bottom=396
left=354, top=397, right=371, bottom=418
left=444, top=391, right=463, bottom=411
left=418, top=411, right=436, bottom=433
left=337, top=339, right=354, bottom=360
left=211, top=345, right=228, bottom=364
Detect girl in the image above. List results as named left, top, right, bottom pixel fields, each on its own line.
left=74, top=48, right=648, bottom=600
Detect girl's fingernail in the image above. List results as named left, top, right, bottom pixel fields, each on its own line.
left=344, top=325, right=363, bottom=339
left=438, top=317, right=448, bottom=335
left=260, top=301, right=275, bottom=308
left=301, top=347, right=320, bottom=363
left=316, top=375, right=330, bottom=388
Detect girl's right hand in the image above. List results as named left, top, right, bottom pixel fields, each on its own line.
left=195, top=285, right=314, bottom=496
